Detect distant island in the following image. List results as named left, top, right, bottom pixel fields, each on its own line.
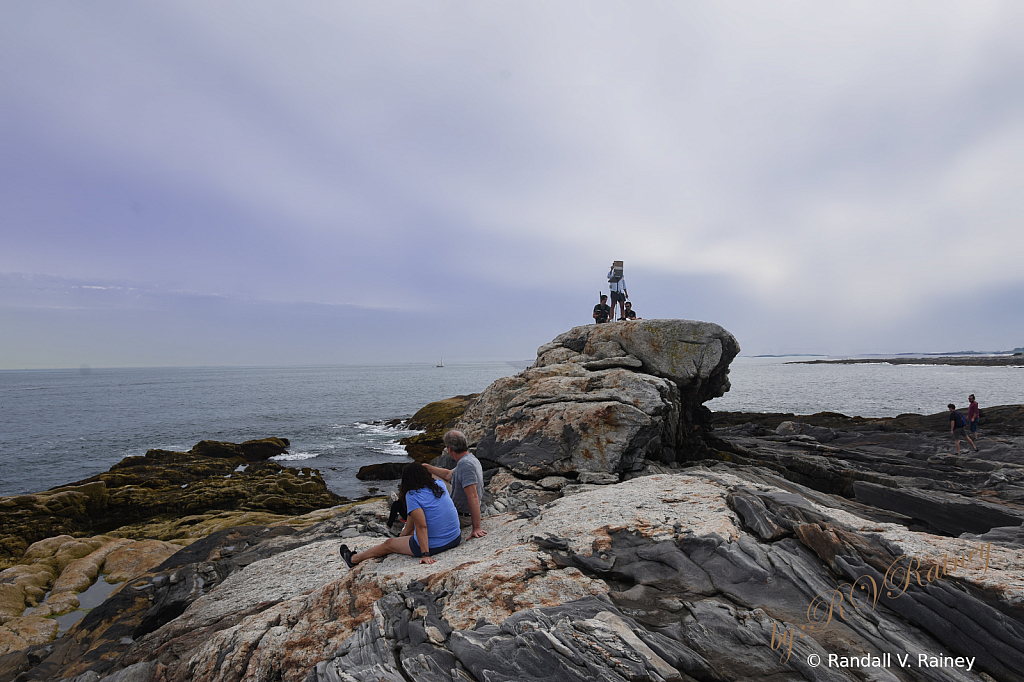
left=792, top=354, right=1024, bottom=366
left=751, top=354, right=828, bottom=358
left=910, top=347, right=1024, bottom=356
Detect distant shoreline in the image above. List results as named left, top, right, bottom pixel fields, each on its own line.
left=790, top=355, right=1024, bottom=367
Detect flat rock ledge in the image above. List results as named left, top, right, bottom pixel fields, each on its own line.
left=4, top=469, right=1024, bottom=682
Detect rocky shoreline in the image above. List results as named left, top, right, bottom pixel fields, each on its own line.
left=2, top=319, right=1023, bottom=682
left=0, top=438, right=342, bottom=570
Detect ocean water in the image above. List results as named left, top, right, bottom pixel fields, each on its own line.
left=2, top=358, right=1021, bottom=499
left=0, top=363, right=519, bottom=499
left=707, top=356, right=1023, bottom=418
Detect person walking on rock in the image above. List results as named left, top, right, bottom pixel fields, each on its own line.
left=967, top=394, right=981, bottom=440
left=948, top=403, right=978, bottom=454
left=424, top=430, right=488, bottom=539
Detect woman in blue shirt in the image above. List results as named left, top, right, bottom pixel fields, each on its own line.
left=340, top=463, right=461, bottom=567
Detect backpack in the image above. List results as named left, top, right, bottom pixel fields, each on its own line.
left=953, top=411, right=966, bottom=428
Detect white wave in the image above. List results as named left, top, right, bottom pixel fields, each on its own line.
left=368, top=442, right=412, bottom=457
left=353, top=421, right=422, bottom=437
left=271, top=452, right=320, bottom=462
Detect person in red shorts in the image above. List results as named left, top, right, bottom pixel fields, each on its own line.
left=967, top=394, right=980, bottom=440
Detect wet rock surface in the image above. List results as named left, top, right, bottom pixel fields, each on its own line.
left=0, top=535, right=179, bottom=659
left=0, top=438, right=342, bottom=567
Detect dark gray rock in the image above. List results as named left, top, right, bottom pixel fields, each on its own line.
left=854, top=481, right=1024, bottom=536
left=727, top=492, right=789, bottom=540
left=355, top=462, right=408, bottom=481
left=962, top=522, right=1024, bottom=545
left=305, top=584, right=459, bottom=682
left=92, top=662, right=159, bottom=682
left=311, top=591, right=704, bottom=682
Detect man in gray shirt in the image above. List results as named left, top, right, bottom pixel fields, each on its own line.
left=424, top=430, right=487, bottom=539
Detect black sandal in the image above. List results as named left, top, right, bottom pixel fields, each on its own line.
left=339, top=544, right=355, bottom=569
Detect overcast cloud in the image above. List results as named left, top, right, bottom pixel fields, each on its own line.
left=2, top=1, right=1022, bottom=368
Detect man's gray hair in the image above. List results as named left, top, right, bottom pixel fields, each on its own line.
left=442, top=430, right=469, bottom=454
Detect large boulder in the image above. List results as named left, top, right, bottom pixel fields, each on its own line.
left=457, top=320, right=739, bottom=478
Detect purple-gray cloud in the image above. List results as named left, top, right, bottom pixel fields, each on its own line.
left=2, top=2, right=1022, bottom=368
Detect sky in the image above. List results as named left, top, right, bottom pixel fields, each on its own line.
left=2, top=1, right=1023, bottom=369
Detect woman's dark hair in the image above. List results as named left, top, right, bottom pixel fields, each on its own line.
left=399, top=462, right=443, bottom=500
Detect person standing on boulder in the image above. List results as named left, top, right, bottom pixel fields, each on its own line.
left=424, top=430, right=487, bottom=539
left=967, top=394, right=981, bottom=440
left=607, top=263, right=628, bottom=322
left=948, top=403, right=978, bottom=454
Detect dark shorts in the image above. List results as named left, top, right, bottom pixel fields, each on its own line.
left=969, top=419, right=979, bottom=433
left=610, top=291, right=625, bottom=303
left=409, top=533, right=461, bottom=558
left=952, top=427, right=967, bottom=440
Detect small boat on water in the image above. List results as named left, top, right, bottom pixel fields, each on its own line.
left=436, top=358, right=444, bottom=367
